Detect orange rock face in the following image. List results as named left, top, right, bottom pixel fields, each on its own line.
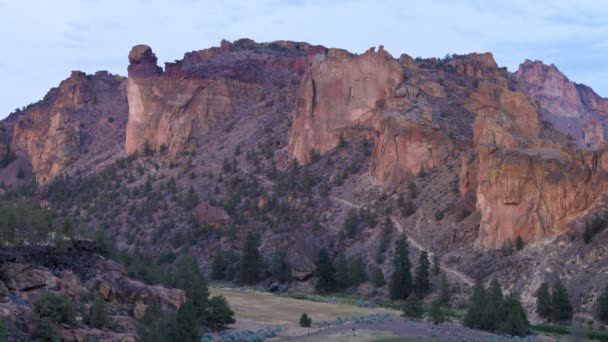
left=2, top=71, right=127, bottom=184
left=288, top=46, right=452, bottom=187
left=125, top=40, right=316, bottom=159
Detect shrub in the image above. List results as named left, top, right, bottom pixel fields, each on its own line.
left=89, top=295, right=109, bottom=329
left=299, top=313, right=312, bottom=327
left=31, top=316, right=59, bottom=342
left=34, top=292, right=75, bottom=325
left=434, top=210, right=444, bottom=221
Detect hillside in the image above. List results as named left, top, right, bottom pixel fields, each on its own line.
left=2, top=38, right=608, bottom=337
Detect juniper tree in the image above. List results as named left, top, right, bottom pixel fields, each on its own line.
left=370, top=265, right=386, bottom=287
left=486, top=279, right=505, bottom=331
left=207, top=295, right=235, bottom=330
left=499, top=294, right=530, bottom=337
left=438, top=272, right=451, bottom=306
left=349, top=254, right=367, bottom=286
left=595, top=285, right=608, bottom=324
left=389, top=235, right=413, bottom=300
left=551, top=279, right=573, bottom=322
left=430, top=299, right=446, bottom=325
left=334, top=254, right=350, bottom=290
left=432, top=253, right=440, bottom=276
left=414, top=251, right=430, bottom=297
left=464, top=276, right=487, bottom=330
left=402, top=293, right=423, bottom=319
left=240, top=232, right=262, bottom=285
left=315, top=248, right=336, bottom=293
left=536, top=282, right=552, bottom=319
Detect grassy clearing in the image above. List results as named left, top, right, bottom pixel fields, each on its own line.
left=210, top=287, right=398, bottom=326
left=297, top=329, right=398, bottom=342
left=372, top=338, right=440, bottom=342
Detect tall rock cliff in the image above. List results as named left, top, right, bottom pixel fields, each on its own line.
left=0, top=71, right=127, bottom=184
left=125, top=39, right=322, bottom=159
left=514, top=60, right=608, bottom=148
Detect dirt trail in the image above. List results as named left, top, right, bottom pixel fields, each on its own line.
left=331, top=196, right=474, bottom=287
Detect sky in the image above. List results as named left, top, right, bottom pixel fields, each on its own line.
left=0, top=0, right=607, bottom=118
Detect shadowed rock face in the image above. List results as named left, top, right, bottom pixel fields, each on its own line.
left=1, top=71, right=128, bottom=184
left=514, top=60, right=608, bottom=149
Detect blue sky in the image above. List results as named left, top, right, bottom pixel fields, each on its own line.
left=0, top=0, right=607, bottom=118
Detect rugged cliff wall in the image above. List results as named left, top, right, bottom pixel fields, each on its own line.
left=514, top=60, right=608, bottom=148
left=0, top=71, right=127, bottom=184
left=288, top=46, right=453, bottom=187
left=125, top=40, right=320, bottom=159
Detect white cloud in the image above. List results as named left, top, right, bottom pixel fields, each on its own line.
left=1, top=0, right=607, bottom=118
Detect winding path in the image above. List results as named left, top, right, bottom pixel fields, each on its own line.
left=331, top=196, right=474, bottom=287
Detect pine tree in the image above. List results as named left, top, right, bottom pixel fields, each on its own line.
left=170, top=301, right=201, bottom=342
left=315, top=248, right=336, bottom=293
left=89, top=295, right=109, bottom=329
left=173, top=256, right=210, bottom=321
left=211, top=251, right=226, bottom=280
left=349, top=254, right=367, bottom=286
left=429, top=299, right=446, bottom=325
left=140, top=301, right=165, bottom=342
left=334, top=254, right=350, bottom=290
left=486, top=279, right=504, bottom=331
left=370, top=265, right=386, bottom=287
left=464, top=276, right=487, bottom=329
left=432, top=253, right=440, bottom=276
left=268, top=249, right=291, bottom=283
left=401, top=293, right=423, bottom=319
left=206, top=295, right=235, bottom=330
left=536, top=282, right=552, bottom=319
left=551, top=279, right=573, bottom=321
left=498, top=294, right=530, bottom=337
left=414, top=251, right=430, bottom=297
left=240, top=232, right=262, bottom=285
left=595, top=285, right=608, bottom=324
left=389, top=235, right=413, bottom=300
left=438, top=272, right=451, bottom=306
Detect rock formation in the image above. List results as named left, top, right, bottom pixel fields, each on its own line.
left=125, top=40, right=319, bottom=159
left=0, top=71, right=127, bottom=184
left=514, top=60, right=608, bottom=148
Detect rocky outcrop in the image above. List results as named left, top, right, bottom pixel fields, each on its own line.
left=475, top=147, right=608, bottom=248
left=288, top=46, right=452, bottom=187
left=192, top=201, right=230, bottom=228
left=1, top=71, right=128, bottom=184
left=125, top=40, right=319, bottom=159
left=514, top=60, right=608, bottom=148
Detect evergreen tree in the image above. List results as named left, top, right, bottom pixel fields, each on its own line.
left=211, top=251, right=226, bottom=280
left=240, top=232, right=262, bottom=285
left=401, top=293, right=423, bottom=319
left=498, top=294, right=530, bottom=337
left=140, top=301, right=165, bottom=342
left=299, top=313, right=312, bottom=327
left=370, top=265, right=386, bottom=287
left=206, top=296, right=235, bottom=330
left=595, top=285, right=608, bottom=324
left=389, top=235, right=413, bottom=300
left=464, top=276, right=488, bottom=330
left=414, top=251, right=430, bottom=297
left=551, top=279, right=573, bottom=321
left=429, top=299, right=446, bottom=325
left=438, top=272, right=451, bottom=306
left=584, top=221, right=592, bottom=244
left=315, top=248, right=336, bottom=293
left=432, top=253, right=440, bottom=276
left=89, top=296, right=109, bottom=329
left=169, top=301, right=201, bottom=342
left=486, top=279, right=504, bottom=331
left=173, top=256, right=210, bottom=321
left=349, top=254, right=367, bottom=286
left=334, top=254, right=350, bottom=290
left=268, top=249, right=292, bottom=283
left=515, top=236, right=524, bottom=250
left=536, top=282, right=552, bottom=319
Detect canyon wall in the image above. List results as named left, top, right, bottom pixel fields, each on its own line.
left=125, top=40, right=320, bottom=159
left=1, top=71, right=127, bottom=184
